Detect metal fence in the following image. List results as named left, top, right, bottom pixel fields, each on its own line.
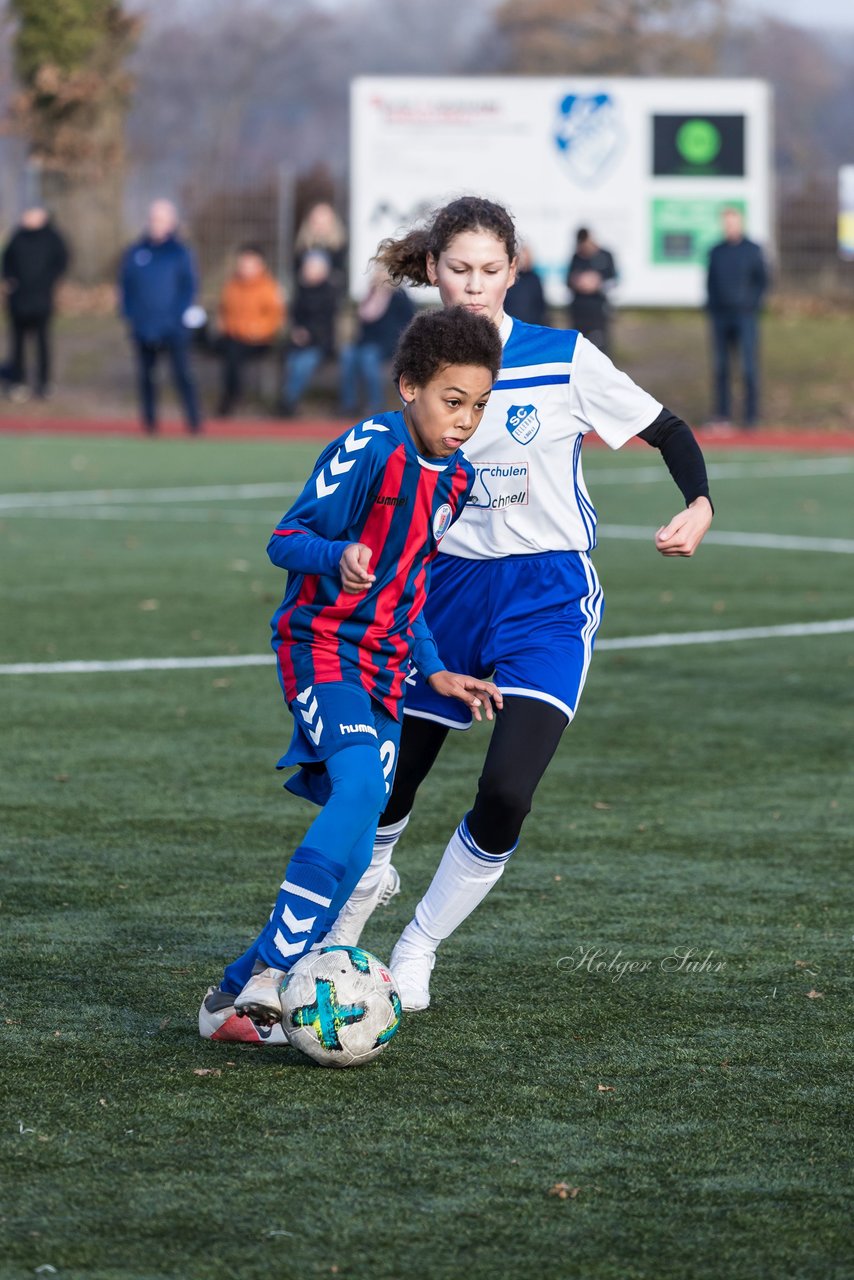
left=776, top=175, right=854, bottom=300
left=181, top=167, right=297, bottom=310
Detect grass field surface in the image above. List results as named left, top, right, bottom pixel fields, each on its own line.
left=2, top=433, right=852, bottom=1279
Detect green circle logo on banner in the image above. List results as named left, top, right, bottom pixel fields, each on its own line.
left=676, top=119, right=722, bottom=166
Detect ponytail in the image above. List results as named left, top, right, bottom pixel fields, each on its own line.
left=373, top=196, right=517, bottom=288
left=375, top=228, right=433, bottom=286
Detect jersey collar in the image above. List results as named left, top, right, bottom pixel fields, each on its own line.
left=391, top=410, right=460, bottom=471
left=497, top=311, right=513, bottom=347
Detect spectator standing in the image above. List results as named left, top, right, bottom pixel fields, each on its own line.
left=216, top=245, right=285, bottom=416
left=1, top=207, right=69, bottom=402
left=504, top=243, right=547, bottom=327
left=566, top=227, right=617, bottom=353
left=280, top=250, right=338, bottom=417
left=119, top=199, right=201, bottom=434
left=339, top=267, right=414, bottom=418
left=293, top=201, right=347, bottom=293
left=706, top=207, right=769, bottom=433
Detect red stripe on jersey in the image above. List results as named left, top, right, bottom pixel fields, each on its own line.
left=275, top=573, right=321, bottom=700
left=307, top=446, right=409, bottom=687
left=271, top=527, right=309, bottom=538
left=335, top=446, right=409, bottom=712
left=388, top=558, right=435, bottom=705
left=388, top=465, right=470, bottom=704
left=447, top=463, right=472, bottom=522
left=358, top=460, right=441, bottom=712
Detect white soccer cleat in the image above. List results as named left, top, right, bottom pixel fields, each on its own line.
left=233, top=966, right=287, bottom=1025
left=323, top=864, right=402, bottom=948
left=198, top=986, right=288, bottom=1045
left=389, top=939, right=435, bottom=1012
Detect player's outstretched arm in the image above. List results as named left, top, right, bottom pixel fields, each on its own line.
left=654, top=495, right=714, bottom=557
left=427, top=672, right=504, bottom=722
left=635, top=408, right=714, bottom=557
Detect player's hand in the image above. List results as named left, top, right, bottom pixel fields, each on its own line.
left=339, top=542, right=376, bottom=594
left=654, top=496, right=713, bottom=557
left=427, top=671, right=503, bottom=722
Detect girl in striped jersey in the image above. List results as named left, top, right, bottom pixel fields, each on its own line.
left=199, top=307, right=504, bottom=1041
left=326, top=197, right=715, bottom=1011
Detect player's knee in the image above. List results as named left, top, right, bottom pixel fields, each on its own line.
left=470, top=770, right=534, bottom=851
left=329, top=747, right=387, bottom=819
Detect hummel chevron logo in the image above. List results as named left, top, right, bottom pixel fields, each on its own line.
left=273, top=928, right=308, bottom=959
left=281, top=903, right=316, bottom=934
left=299, top=696, right=319, bottom=724
left=329, top=452, right=355, bottom=477
left=298, top=692, right=324, bottom=745
left=314, top=422, right=390, bottom=499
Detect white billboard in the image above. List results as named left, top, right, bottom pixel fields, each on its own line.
left=350, top=76, right=772, bottom=307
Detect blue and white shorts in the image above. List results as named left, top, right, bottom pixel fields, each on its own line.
left=405, top=550, right=603, bottom=729
left=276, top=679, right=402, bottom=806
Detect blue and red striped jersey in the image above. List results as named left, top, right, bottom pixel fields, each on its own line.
left=268, top=412, right=475, bottom=718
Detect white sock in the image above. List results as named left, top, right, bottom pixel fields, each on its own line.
left=347, top=814, right=410, bottom=904
left=398, top=815, right=516, bottom=956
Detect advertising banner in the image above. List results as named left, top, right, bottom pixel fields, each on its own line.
left=351, top=77, right=772, bottom=307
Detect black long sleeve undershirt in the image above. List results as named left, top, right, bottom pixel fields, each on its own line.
left=637, top=409, right=713, bottom=513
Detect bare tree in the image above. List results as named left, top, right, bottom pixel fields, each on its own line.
left=7, top=0, right=139, bottom=280
left=493, top=0, right=729, bottom=75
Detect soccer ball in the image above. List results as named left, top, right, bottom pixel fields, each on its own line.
left=280, top=945, right=402, bottom=1068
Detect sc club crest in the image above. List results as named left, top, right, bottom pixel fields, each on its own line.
left=433, top=502, right=453, bottom=541
left=554, top=92, right=623, bottom=184
left=506, top=404, right=541, bottom=445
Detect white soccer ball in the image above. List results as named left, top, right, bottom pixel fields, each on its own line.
left=281, top=945, right=402, bottom=1068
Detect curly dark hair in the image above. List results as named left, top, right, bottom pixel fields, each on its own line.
left=391, top=306, right=503, bottom=388
left=375, top=196, right=517, bottom=286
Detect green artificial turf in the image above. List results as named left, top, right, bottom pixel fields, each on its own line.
left=1, top=436, right=852, bottom=1279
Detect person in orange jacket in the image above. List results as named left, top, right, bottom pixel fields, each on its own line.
left=216, top=244, right=285, bottom=415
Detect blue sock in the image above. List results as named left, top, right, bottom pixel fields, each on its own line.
left=317, top=826, right=377, bottom=941
left=219, top=742, right=386, bottom=987
left=221, top=937, right=264, bottom=996
left=256, top=846, right=340, bottom=970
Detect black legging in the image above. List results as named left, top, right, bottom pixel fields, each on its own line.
left=8, top=313, right=51, bottom=392
left=381, top=696, right=569, bottom=854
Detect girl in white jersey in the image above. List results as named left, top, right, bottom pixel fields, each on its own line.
left=327, top=197, right=714, bottom=1010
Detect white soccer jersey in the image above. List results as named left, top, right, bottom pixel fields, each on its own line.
left=440, top=314, right=662, bottom=559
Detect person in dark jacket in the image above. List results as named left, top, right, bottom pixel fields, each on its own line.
left=119, top=199, right=202, bottom=434
left=706, top=207, right=769, bottom=432
left=504, top=244, right=547, bottom=327
left=2, top=207, right=69, bottom=401
left=566, top=227, right=617, bottom=354
left=339, top=267, right=415, bottom=417
left=280, top=250, right=338, bottom=416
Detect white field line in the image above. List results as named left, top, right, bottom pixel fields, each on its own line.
left=600, top=525, right=854, bottom=554
left=0, top=455, right=851, bottom=513
left=0, top=505, right=282, bottom=524
left=0, top=481, right=301, bottom=510
left=587, top=456, right=854, bottom=486
left=595, top=617, right=854, bottom=651
left=2, top=501, right=850, bottom=553
left=2, top=618, right=853, bottom=676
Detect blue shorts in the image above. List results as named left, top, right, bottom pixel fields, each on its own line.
left=276, top=680, right=402, bottom=806
left=405, top=550, right=603, bottom=729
